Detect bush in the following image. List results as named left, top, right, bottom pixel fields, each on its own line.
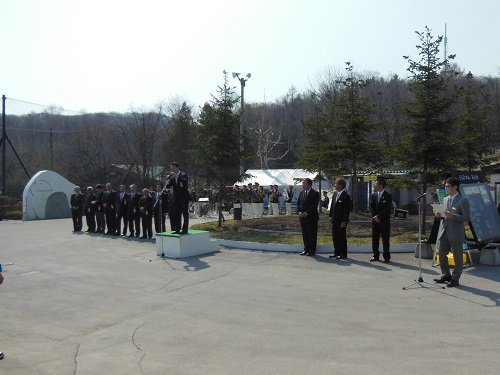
left=3, top=210, right=22, bottom=220
left=0, top=195, right=22, bottom=220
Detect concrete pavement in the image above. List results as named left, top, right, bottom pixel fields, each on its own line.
left=0, top=218, right=499, bottom=375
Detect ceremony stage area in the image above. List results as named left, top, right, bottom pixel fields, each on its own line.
left=0, top=218, right=499, bottom=375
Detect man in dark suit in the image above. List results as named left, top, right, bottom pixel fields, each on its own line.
left=70, top=186, right=85, bottom=232
left=153, top=183, right=168, bottom=234
left=92, top=184, right=105, bottom=233
left=329, top=178, right=351, bottom=260
left=102, top=183, right=117, bottom=235
left=297, top=178, right=320, bottom=256
left=115, top=184, right=129, bottom=236
left=84, top=186, right=96, bottom=232
left=370, top=177, right=393, bottom=263
left=127, top=184, right=141, bottom=237
left=164, top=162, right=190, bottom=234
left=433, top=177, right=470, bottom=287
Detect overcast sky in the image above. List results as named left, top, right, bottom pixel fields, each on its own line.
left=1, top=0, right=499, bottom=114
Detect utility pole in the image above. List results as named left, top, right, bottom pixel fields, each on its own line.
left=0, top=95, right=31, bottom=195
left=1, top=95, right=6, bottom=194
left=232, top=72, right=251, bottom=176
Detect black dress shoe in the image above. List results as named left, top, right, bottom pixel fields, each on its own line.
left=383, top=259, right=391, bottom=263
left=337, top=255, right=347, bottom=260
left=370, top=257, right=379, bottom=262
left=0, top=351, right=4, bottom=360
left=180, top=230, right=188, bottom=234
left=141, top=236, right=147, bottom=239
left=433, top=275, right=452, bottom=284
left=306, top=252, right=316, bottom=256
left=300, top=251, right=308, bottom=256
left=329, top=254, right=338, bottom=258
left=127, top=234, right=134, bottom=238
left=446, top=280, right=459, bottom=288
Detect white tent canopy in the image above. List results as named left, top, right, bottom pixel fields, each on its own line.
left=238, top=169, right=330, bottom=192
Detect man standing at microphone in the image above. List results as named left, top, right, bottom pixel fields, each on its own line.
left=433, top=177, right=470, bottom=287
left=164, top=162, right=190, bottom=234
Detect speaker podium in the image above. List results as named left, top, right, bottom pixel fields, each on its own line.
left=156, top=230, right=219, bottom=259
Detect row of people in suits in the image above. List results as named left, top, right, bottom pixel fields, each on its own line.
left=70, top=182, right=169, bottom=239
left=297, top=177, right=393, bottom=263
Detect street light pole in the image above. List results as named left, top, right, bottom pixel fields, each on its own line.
left=232, top=72, right=251, bottom=176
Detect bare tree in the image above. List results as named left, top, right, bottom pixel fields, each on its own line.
left=115, top=105, right=169, bottom=186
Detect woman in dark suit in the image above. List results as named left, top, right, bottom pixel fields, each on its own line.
left=139, top=188, right=153, bottom=239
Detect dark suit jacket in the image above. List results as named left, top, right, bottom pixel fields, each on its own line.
left=329, top=190, right=351, bottom=224
left=101, top=190, right=116, bottom=212
left=116, top=191, right=129, bottom=215
left=165, top=171, right=190, bottom=205
left=85, top=192, right=96, bottom=214
left=127, top=192, right=141, bottom=217
left=296, top=188, right=320, bottom=223
left=153, top=191, right=169, bottom=214
left=70, top=193, right=85, bottom=212
left=139, top=196, right=153, bottom=217
left=370, top=190, right=393, bottom=225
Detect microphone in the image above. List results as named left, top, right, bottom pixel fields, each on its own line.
left=416, top=192, right=428, bottom=200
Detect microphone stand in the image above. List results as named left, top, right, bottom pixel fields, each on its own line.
left=403, top=193, right=445, bottom=290
left=150, top=175, right=172, bottom=262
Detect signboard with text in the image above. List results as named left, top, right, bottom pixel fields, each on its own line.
left=460, top=183, right=500, bottom=242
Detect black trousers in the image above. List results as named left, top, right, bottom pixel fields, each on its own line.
left=170, top=202, right=189, bottom=232
left=372, top=222, right=391, bottom=260
left=332, top=223, right=348, bottom=258
left=128, top=212, right=141, bottom=236
left=96, top=210, right=105, bottom=232
left=116, top=210, right=128, bottom=235
left=72, top=209, right=83, bottom=231
left=154, top=210, right=166, bottom=233
left=105, top=209, right=116, bottom=234
left=141, top=214, right=153, bottom=238
left=85, top=210, right=96, bottom=232
left=300, top=220, right=318, bottom=254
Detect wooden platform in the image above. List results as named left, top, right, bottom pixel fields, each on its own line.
left=155, top=230, right=219, bottom=259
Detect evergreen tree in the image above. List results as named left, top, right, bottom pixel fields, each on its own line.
left=454, top=72, right=490, bottom=171
left=192, top=71, right=241, bottom=226
left=399, top=27, right=456, bottom=233
left=297, top=93, right=336, bottom=212
left=333, top=62, right=379, bottom=212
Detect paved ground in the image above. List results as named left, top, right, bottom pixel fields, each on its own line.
left=0, top=218, right=499, bottom=375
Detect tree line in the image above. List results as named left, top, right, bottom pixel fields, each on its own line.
left=2, top=28, right=500, bottom=216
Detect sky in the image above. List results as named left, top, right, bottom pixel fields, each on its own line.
left=1, top=0, right=500, bottom=114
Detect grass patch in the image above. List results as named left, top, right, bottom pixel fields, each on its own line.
left=191, top=213, right=425, bottom=245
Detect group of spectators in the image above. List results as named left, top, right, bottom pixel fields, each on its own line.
left=231, top=183, right=295, bottom=217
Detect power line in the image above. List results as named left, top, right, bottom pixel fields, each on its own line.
left=5, top=96, right=82, bottom=115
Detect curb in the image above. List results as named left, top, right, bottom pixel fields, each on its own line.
left=219, top=239, right=417, bottom=254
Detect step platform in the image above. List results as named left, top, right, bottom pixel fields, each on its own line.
left=479, top=244, right=500, bottom=265
left=156, top=230, right=219, bottom=259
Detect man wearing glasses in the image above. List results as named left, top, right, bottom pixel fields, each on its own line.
left=433, top=177, right=470, bottom=287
